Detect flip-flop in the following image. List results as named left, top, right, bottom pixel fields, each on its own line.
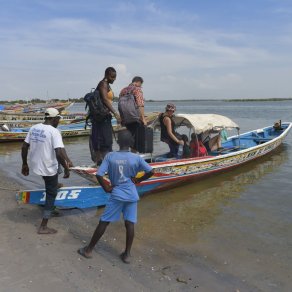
left=120, top=252, right=130, bottom=264
left=77, top=247, right=92, bottom=259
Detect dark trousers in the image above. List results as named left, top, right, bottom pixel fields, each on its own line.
left=42, top=174, right=58, bottom=219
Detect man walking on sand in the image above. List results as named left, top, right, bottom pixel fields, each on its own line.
left=78, top=130, right=153, bottom=263
left=21, top=108, right=73, bottom=234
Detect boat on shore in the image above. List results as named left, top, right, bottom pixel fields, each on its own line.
left=1, top=122, right=91, bottom=142
left=16, top=114, right=291, bottom=208
left=0, top=111, right=86, bottom=123
left=1, top=101, right=74, bottom=114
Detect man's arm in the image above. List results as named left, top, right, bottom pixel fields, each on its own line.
left=134, top=88, right=147, bottom=125
left=132, top=169, right=154, bottom=184
left=99, top=81, right=120, bottom=122
left=21, top=142, right=30, bottom=176
left=60, top=148, right=73, bottom=167
left=164, top=117, right=184, bottom=145
left=138, top=106, right=146, bottom=125
left=96, top=175, right=113, bottom=193
left=55, top=148, right=70, bottom=178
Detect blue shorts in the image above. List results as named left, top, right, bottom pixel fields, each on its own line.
left=100, top=198, right=137, bottom=224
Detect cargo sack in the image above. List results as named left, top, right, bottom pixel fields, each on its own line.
left=135, top=125, right=153, bottom=153
left=118, top=93, right=140, bottom=125
left=84, top=89, right=109, bottom=125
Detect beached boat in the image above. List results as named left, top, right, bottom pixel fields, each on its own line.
left=0, top=122, right=90, bottom=142
left=1, top=101, right=74, bottom=114
left=16, top=114, right=291, bottom=208
left=0, top=111, right=86, bottom=123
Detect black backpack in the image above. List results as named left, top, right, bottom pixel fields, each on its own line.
left=84, top=88, right=109, bottom=126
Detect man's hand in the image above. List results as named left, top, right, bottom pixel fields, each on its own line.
left=103, top=184, right=113, bottom=193
left=178, top=140, right=184, bottom=145
left=21, top=164, right=29, bottom=176
left=131, top=177, right=140, bottom=184
left=63, top=168, right=70, bottom=178
left=114, top=112, right=121, bottom=124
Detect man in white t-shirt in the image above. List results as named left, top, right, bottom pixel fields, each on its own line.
left=21, top=108, right=73, bottom=234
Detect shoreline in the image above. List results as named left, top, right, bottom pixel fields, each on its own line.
left=0, top=170, right=255, bottom=291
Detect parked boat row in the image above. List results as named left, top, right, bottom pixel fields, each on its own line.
left=0, top=112, right=160, bottom=142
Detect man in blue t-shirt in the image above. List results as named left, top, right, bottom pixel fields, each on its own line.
left=78, top=130, right=153, bottom=263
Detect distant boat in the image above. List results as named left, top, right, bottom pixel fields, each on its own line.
left=0, top=122, right=90, bottom=142
left=0, top=111, right=86, bottom=123
left=16, top=114, right=292, bottom=208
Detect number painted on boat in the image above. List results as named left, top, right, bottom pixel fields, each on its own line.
left=40, top=189, right=82, bottom=201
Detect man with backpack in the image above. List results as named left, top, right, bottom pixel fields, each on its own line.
left=87, top=67, right=121, bottom=165
left=118, top=76, right=146, bottom=152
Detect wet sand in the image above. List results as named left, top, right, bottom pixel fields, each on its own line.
left=0, top=170, right=254, bottom=292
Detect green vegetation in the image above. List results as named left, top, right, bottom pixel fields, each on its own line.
left=1, top=97, right=292, bottom=105
left=224, top=98, right=292, bottom=102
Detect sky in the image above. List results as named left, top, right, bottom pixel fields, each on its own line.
left=1, top=0, right=292, bottom=101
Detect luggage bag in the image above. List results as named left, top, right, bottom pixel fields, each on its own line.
left=135, top=125, right=153, bottom=153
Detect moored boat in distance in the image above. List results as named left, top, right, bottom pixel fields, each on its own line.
left=16, top=114, right=291, bottom=208
left=0, top=122, right=90, bottom=142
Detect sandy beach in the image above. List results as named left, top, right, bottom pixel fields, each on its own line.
left=0, top=169, right=256, bottom=292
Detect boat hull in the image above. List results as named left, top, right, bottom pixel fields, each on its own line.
left=16, top=122, right=292, bottom=208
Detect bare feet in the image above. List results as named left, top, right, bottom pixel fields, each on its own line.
left=120, top=252, right=130, bottom=264
left=37, top=226, right=57, bottom=234
left=77, top=247, right=92, bottom=259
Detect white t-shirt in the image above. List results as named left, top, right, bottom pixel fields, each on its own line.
left=24, top=123, right=64, bottom=176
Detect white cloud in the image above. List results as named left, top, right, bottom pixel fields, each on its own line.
left=1, top=2, right=292, bottom=100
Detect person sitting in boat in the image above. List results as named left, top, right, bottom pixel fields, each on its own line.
left=190, top=133, right=208, bottom=157
left=159, top=103, right=184, bottom=158
left=273, top=120, right=283, bottom=131
left=181, top=134, right=191, bottom=158
left=201, top=130, right=223, bottom=152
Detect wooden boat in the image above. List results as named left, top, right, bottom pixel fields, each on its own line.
left=0, top=111, right=86, bottom=122
left=1, top=101, right=74, bottom=114
left=16, top=114, right=291, bottom=208
left=0, top=122, right=90, bottom=142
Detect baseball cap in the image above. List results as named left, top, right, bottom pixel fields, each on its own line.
left=45, top=108, right=61, bottom=118
left=165, top=103, right=176, bottom=112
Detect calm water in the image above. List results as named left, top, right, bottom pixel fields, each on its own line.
left=1, top=100, right=292, bottom=291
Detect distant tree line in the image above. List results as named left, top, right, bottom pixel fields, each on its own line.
left=1, top=97, right=292, bottom=105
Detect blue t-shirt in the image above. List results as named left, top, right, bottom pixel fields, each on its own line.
left=97, top=151, right=153, bottom=202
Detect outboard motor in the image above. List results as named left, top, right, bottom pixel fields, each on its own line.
left=0, top=124, right=10, bottom=131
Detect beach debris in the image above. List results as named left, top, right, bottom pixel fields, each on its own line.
left=159, top=275, right=171, bottom=281
left=161, top=266, right=171, bottom=275
left=176, top=276, right=187, bottom=284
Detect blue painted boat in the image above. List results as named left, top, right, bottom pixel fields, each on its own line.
left=16, top=114, right=292, bottom=208
left=0, top=121, right=90, bottom=142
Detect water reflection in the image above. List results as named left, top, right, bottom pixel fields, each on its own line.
left=137, top=146, right=288, bottom=244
